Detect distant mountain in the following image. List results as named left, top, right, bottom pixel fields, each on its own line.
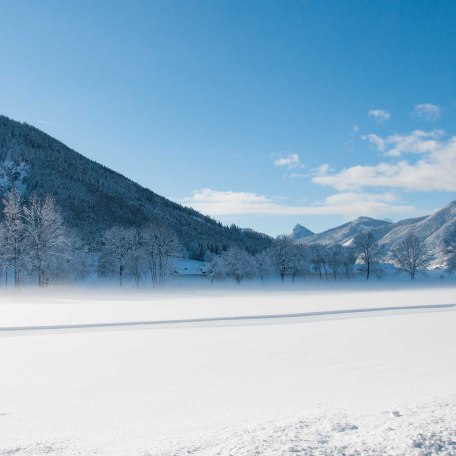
left=293, top=202, right=456, bottom=265
left=296, top=216, right=392, bottom=246
left=290, top=223, right=313, bottom=241
left=376, top=201, right=456, bottom=265
left=0, top=115, right=272, bottom=256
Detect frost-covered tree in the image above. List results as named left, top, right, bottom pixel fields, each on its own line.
left=328, top=244, right=344, bottom=280
left=2, top=189, right=24, bottom=286
left=206, top=254, right=227, bottom=285
left=22, top=194, right=73, bottom=286
left=128, top=229, right=147, bottom=287
left=353, top=231, right=377, bottom=280
left=309, top=244, right=328, bottom=280
left=271, top=235, right=296, bottom=282
left=141, top=222, right=182, bottom=286
left=341, top=246, right=356, bottom=279
left=40, top=230, right=89, bottom=283
left=98, top=226, right=137, bottom=286
left=221, top=246, right=257, bottom=284
left=290, top=244, right=309, bottom=282
left=0, top=224, right=10, bottom=285
left=391, top=233, right=432, bottom=279
left=255, top=250, right=272, bottom=283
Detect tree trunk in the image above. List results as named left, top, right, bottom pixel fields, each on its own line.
left=14, top=245, right=18, bottom=287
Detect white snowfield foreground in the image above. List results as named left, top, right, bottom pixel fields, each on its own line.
left=1, top=287, right=456, bottom=455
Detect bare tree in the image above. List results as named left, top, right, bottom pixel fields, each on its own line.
left=255, top=250, right=272, bottom=283
left=60, top=231, right=91, bottom=282
left=328, top=244, right=344, bottom=280
left=22, top=195, right=73, bottom=286
left=141, top=222, right=182, bottom=286
left=2, top=189, right=24, bottom=286
left=0, top=224, right=10, bottom=285
left=341, top=246, right=356, bottom=279
left=221, top=246, right=257, bottom=284
left=391, top=233, right=432, bottom=279
left=288, top=244, right=308, bottom=282
left=99, top=226, right=137, bottom=286
left=127, top=229, right=147, bottom=287
left=309, top=244, right=328, bottom=280
left=353, top=231, right=377, bottom=280
left=206, top=254, right=226, bottom=285
left=271, top=235, right=296, bottom=282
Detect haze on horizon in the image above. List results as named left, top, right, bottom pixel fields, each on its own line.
left=1, top=0, right=455, bottom=236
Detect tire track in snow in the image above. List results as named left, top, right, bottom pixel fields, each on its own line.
left=0, top=303, right=454, bottom=335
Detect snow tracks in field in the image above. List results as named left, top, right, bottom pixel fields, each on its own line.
left=0, top=303, right=454, bottom=335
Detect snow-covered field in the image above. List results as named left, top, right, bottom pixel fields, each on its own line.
left=1, top=286, right=456, bottom=455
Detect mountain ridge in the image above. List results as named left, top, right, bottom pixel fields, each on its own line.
left=295, top=216, right=392, bottom=246
left=290, top=223, right=314, bottom=241
left=292, top=202, right=456, bottom=264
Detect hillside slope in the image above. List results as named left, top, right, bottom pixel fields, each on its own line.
left=0, top=115, right=272, bottom=255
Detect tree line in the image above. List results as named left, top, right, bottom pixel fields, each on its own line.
left=0, top=189, right=455, bottom=287
left=97, top=223, right=183, bottom=287
left=207, top=236, right=358, bottom=283
left=205, top=230, right=456, bottom=283
left=0, top=189, right=184, bottom=287
left=0, top=189, right=88, bottom=286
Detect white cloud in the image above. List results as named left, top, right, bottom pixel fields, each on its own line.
left=182, top=188, right=273, bottom=216
left=313, top=163, right=332, bottom=177
left=363, top=133, right=385, bottom=152
left=274, top=153, right=301, bottom=169
left=412, top=103, right=441, bottom=121
left=363, top=130, right=444, bottom=157
left=368, top=109, right=391, bottom=122
left=313, top=134, right=456, bottom=192
left=321, top=192, right=413, bottom=217
left=181, top=188, right=415, bottom=218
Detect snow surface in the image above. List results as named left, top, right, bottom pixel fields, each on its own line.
left=1, top=287, right=455, bottom=455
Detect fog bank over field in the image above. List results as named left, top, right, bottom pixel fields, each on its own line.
left=1, top=283, right=455, bottom=328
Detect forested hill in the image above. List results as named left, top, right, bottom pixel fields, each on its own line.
left=0, top=115, right=272, bottom=256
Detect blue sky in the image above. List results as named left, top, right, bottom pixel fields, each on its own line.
left=1, top=0, right=455, bottom=236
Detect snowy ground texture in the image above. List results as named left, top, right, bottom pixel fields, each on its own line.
left=1, top=285, right=456, bottom=455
